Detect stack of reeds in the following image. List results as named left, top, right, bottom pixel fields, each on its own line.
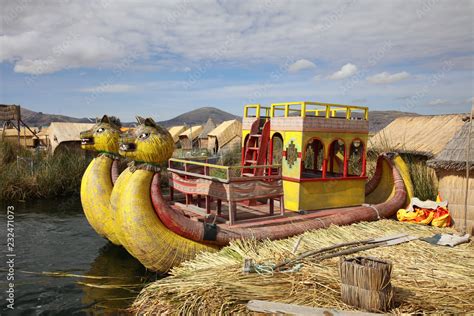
left=131, top=220, right=474, bottom=315
left=339, top=257, right=393, bottom=312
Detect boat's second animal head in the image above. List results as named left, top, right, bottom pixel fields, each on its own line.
left=80, top=115, right=122, bottom=155
left=119, top=116, right=174, bottom=165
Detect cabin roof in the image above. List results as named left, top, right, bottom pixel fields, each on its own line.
left=369, top=114, right=465, bottom=158
left=198, top=118, right=217, bottom=139
left=208, top=119, right=242, bottom=147
left=179, top=125, right=203, bottom=140
left=428, top=122, right=474, bottom=171
left=168, top=125, right=187, bottom=142
left=47, top=122, right=95, bottom=152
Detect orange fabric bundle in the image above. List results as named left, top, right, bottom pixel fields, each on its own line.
left=432, top=207, right=452, bottom=228
left=397, top=205, right=452, bottom=227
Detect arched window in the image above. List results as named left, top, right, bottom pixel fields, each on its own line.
left=302, top=138, right=324, bottom=178
left=271, top=133, right=283, bottom=165
left=327, top=139, right=345, bottom=178
left=348, top=139, right=365, bottom=177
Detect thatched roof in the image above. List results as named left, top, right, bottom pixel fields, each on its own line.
left=48, top=122, right=94, bottom=153
left=168, top=125, right=186, bottom=143
left=198, top=118, right=217, bottom=139
left=1, top=126, right=38, bottom=137
left=369, top=114, right=465, bottom=157
left=179, top=125, right=203, bottom=141
left=428, top=122, right=474, bottom=171
left=208, top=119, right=242, bottom=147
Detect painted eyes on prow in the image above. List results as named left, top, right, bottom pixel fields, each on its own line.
left=96, top=127, right=106, bottom=133
left=138, top=132, right=150, bottom=140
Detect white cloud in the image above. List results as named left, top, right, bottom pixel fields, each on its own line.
left=80, top=84, right=137, bottom=93
left=288, top=59, right=316, bottom=73
left=0, top=1, right=473, bottom=74
left=329, top=63, right=357, bottom=80
left=428, top=98, right=448, bottom=106
left=367, top=71, right=410, bottom=84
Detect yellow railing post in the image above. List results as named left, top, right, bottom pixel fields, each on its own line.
left=256, top=104, right=261, bottom=118
left=325, top=105, right=330, bottom=118
left=301, top=102, right=306, bottom=118
left=284, top=104, right=289, bottom=117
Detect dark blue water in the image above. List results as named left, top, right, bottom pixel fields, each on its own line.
left=0, top=197, right=157, bottom=315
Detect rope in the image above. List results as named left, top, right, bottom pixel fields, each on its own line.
left=315, top=217, right=327, bottom=228
left=367, top=204, right=381, bottom=220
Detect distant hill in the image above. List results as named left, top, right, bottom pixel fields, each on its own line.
left=369, top=110, right=421, bottom=133
left=14, top=106, right=419, bottom=132
left=20, top=107, right=91, bottom=127
left=158, top=107, right=240, bottom=127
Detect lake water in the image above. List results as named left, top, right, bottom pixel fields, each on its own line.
left=0, top=197, right=158, bottom=315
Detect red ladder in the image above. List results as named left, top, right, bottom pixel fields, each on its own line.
left=242, top=119, right=271, bottom=177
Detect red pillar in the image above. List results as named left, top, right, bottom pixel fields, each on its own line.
left=343, top=147, right=348, bottom=178
left=322, top=159, right=328, bottom=178
left=361, top=147, right=367, bottom=177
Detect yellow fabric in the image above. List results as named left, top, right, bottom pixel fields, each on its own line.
left=112, top=168, right=216, bottom=272
left=432, top=208, right=452, bottom=228
left=80, top=156, right=120, bottom=245
left=397, top=207, right=451, bottom=227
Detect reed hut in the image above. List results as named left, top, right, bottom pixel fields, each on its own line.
left=207, top=119, right=242, bottom=155
left=178, top=125, right=203, bottom=150
left=47, top=122, right=94, bottom=153
left=168, top=125, right=187, bottom=144
left=1, top=126, right=39, bottom=148
left=197, top=118, right=217, bottom=149
left=428, top=122, right=474, bottom=234
left=370, top=115, right=465, bottom=158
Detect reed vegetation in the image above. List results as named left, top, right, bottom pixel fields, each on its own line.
left=132, top=220, right=474, bottom=314
left=0, top=141, right=90, bottom=202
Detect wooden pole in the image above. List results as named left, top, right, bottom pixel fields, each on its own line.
left=463, top=103, right=473, bottom=234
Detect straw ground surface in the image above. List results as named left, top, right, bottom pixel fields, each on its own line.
left=132, top=220, right=473, bottom=315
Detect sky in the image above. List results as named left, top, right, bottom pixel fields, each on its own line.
left=0, top=0, right=473, bottom=121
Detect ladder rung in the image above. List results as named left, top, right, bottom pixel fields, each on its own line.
left=250, top=134, right=262, bottom=138
left=247, top=147, right=259, bottom=150
left=245, top=160, right=257, bottom=164
left=242, top=173, right=255, bottom=177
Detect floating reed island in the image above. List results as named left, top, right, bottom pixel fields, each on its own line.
left=131, top=220, right=474, bottom=315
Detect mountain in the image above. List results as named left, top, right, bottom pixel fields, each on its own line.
left=15, top=106, right=418, bottom=132
left=20, top=107, right=91, bottom=126
left=368, top=110, right=421, bottom=133
left=158, top=107, right=240, bottom=127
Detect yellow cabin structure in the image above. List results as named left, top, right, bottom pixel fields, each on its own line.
left=241, top=102, right=369, bottom=212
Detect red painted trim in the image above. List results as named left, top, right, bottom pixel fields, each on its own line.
left=282, top=151, right=302, bottom=158
left=282, top=176, right=368, bottom=183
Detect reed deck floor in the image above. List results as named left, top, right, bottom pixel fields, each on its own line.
left=168, top=195, right=362, bottom=228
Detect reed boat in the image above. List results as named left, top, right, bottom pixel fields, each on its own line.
left=81, top=102, right=414, bottom=272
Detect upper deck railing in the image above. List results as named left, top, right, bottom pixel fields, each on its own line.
left=244, top=102, right=368, bottom=121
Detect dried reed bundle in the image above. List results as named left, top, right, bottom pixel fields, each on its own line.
left=132, top=220, right=474, bottom=315
left=339, top=257, right=393, bottom=312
